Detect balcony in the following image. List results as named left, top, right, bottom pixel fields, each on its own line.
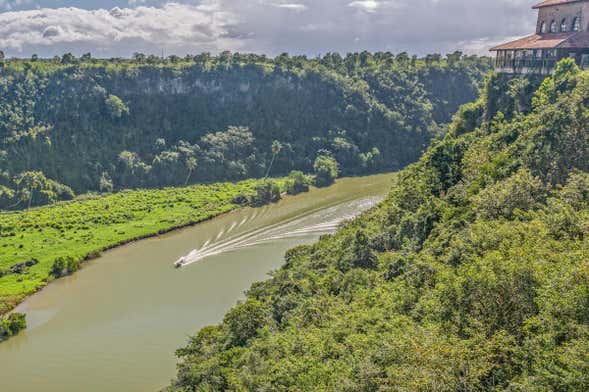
left=495, top=58, right=557, bottom=75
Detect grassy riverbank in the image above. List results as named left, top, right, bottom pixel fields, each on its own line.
left=0, top=178, right=287, bottom=315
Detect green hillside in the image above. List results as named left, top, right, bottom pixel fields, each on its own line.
left=168, top=60, right=589, bottom=391
left=0, top=52, right=490, bottom=209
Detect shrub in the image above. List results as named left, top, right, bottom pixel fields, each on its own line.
left=285, top=171, right=310, bottom=195
left=51, top=256, right=81, bottom=278
left=251, top=181, right=281, bottom=206
left=314, top=155, right=339, bottom=187
left=0, top=313, right=26, bottom=341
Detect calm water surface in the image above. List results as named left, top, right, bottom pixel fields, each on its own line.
left=0, top=173, right=393, bottom=392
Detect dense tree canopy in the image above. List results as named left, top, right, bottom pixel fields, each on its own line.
left=168, top=60, right=589, bottom=391
left=0, top=52, right=491, bottom=209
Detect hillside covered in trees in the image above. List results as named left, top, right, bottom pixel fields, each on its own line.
left=0, top=52, right=491, bottom=209
left=167, top=60, right=589, bottom=391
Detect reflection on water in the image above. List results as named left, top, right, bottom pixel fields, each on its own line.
left=0, top=173, right=393, bottom=392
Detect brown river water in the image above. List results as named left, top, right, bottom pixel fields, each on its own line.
left=0, top=173, right=394, bottom=392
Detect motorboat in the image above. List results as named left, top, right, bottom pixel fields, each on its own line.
left=174, top=256, right=186, bottom=268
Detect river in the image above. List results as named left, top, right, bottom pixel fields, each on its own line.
left=0, top=173, right=394, bottom=392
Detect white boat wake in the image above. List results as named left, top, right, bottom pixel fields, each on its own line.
left=174, top=197, right=380, bottom=268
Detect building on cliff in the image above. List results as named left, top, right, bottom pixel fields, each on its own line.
left=491, top=0, right=589, bottom=74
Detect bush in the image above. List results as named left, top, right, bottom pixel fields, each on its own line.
left=285, top=171, right=310, bottom=195
left=314, top=155, right=339, bottom=187
left=51, top=256, right=81, bottom=278
left=250, top=181, right=281, bottom=206
left=0, top=313, right=26, bottom=341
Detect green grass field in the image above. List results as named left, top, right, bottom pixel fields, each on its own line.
left=0, top=179, right=283, bottom=314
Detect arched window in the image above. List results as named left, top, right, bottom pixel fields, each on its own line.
left=573, top=17, right=581, bottom=32
left=540, top=21, right=547, bottom=33
left=550, top=20, right=557, bottom=33
left=561, top=18, right=568, bottom=32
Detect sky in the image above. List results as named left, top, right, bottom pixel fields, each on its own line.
left=0, top=0, right=540, bottom=58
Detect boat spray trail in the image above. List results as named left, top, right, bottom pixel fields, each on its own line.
left=175, top=197, right=380, bottom=267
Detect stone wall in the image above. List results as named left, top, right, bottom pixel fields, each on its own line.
left=536, top=3, right=588, bottom=33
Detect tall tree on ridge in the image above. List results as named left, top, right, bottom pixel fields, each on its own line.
left=265, top=141, right=282, bottom=179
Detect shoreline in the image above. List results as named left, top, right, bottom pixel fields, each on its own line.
left=1, top=172, right=393, bottom=322
left=6, top=202, right=249, bottom=315
left=2, top=204, right=244, bottom=317
left=0, top=175, right=328, bottom=317
left=0, top=178, right=285, bottom=317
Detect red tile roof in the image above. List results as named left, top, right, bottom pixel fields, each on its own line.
left=533, top=0, right=585, bottom=9
left=490, top=32, right=589, bottom=50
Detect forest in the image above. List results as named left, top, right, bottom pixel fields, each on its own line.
left=0, top=51, right=491, bottom=209
left=167, top=60, right=589, bottom=391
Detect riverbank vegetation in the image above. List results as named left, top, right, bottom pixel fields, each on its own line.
left=169, top=61, right=589, bottom=390
left=0, top=52, right=491, bottom=209
left=0, top=313, right=26, bottom=342
left=0, top=178, right=298, bottom=316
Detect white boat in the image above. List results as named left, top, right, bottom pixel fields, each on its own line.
left=174, top=256, right=186, bottom=268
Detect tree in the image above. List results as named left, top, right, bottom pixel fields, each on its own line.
left=99, top=172, right=114, bottom=193
left=313, top=154, right=339, bottom=187
left=264, top=140, right=282, bottom=179
left=0, top=313, right=26, bottom=341
left=105, top=95, right=129, bottom=119
left=51, top=256, right=80, bottom=278
left=10, top=172, right=73, bottom=209
left=184, top=157, right=197, bottom=186
left=331, top=137, right=361, bottom=173
left=14, top=171, right=47, bottom=209
left=118, top=151, right=150, bottom=188
left=223, top=299, right=269, bottom=347
left=0, top=186, right=15, bottom=209
left=338, top=231, right=379, bottom=272
left=446, top=51, right=463, bottom=66
left=133, top=52, right=146, bottom=62
left=200, top=126, right=257, bottom=181
left=61, top=53, right=77, bottom=64
left=473, top=169, right=545, bottom=219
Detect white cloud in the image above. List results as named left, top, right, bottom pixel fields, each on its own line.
left=0, top=0, right=539, bottom=57
left=0, top=3, right=245, bottom=56
left=348, top=1, right=382, bottom=13
left=272, top=3, right=307, bottom=11
left=211, top=0, right=537, bottom=56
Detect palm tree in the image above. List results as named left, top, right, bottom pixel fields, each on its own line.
left=264, top=141, right=282, bottom=179
left=184, top=157, right=197, bottom=186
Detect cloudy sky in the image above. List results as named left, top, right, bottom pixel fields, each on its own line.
left=0, top=0, right=539, bottom=58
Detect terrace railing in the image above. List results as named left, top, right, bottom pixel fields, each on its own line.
left=495, top=58, right=559, bottom=74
